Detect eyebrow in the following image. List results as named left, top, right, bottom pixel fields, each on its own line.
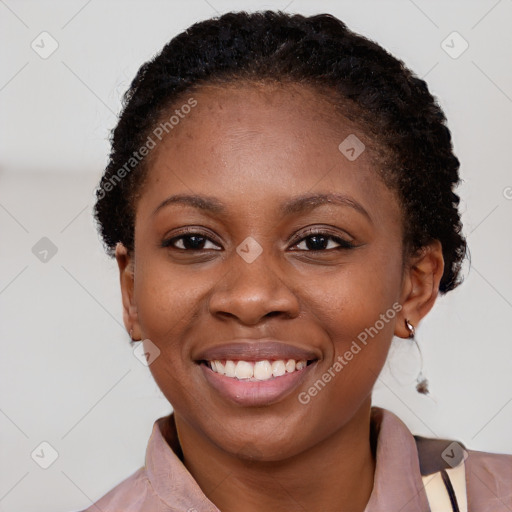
left=152, top=192, right=372, bottom=222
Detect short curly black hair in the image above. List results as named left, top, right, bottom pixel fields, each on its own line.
left=93, top=10, right=467, bottom=294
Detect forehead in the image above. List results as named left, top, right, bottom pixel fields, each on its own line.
left=138, top=81, right=399, bottom=223
left=173, top=81, right=363, bottom=153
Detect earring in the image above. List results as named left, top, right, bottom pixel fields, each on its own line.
left=415, top=372, right=430, bottom=395
left=405, top=318, right=415, bottom=338
left=404, top=319, right=430, bottom=395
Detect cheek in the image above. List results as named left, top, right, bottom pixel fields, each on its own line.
left=131, top=254, right=231, bottom=407
left=302, top=250, right=402, bottom=345
left=293, top=274, right=399, bottom=439
left=134, top=255, right=210, bottom=339
left=297, top=251, right=402, bottom=405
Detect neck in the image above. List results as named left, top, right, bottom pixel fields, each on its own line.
left=172, top=397, right=377, bottom=512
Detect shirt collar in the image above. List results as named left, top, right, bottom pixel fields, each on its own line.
left=145, top=406, right=430, bottom=511
left=145, top=413, right=219, bottom=511
left=364, top=407, right=431, bottom=511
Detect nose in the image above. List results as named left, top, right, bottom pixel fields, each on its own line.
left=207, top=247, right=300, bottom=325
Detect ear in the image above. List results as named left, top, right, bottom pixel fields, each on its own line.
left=395, top=239, right=444, bottom=339
left=115, top=242, right=141, bottom=341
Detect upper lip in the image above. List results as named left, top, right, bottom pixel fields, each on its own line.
left=195, top=339, right=321, bottom=362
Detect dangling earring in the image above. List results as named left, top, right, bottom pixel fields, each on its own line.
left=404, top=318, right=429, bottom=395
left=405, top=319, right=415, bottom=339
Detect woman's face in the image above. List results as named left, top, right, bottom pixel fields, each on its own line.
left=120, top=82, right=412, bottom=460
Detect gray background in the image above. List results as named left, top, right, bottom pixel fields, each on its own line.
left=1, top=0, right=511, bottom=510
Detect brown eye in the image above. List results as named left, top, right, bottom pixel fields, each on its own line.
left=293, top=231, right=355, bottom=251
left=161, top=232, right=221, bottom=251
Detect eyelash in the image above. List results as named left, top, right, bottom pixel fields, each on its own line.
left=161, top=227, right=356, bottom=252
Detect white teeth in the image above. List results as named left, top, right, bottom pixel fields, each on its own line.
left=224, top=360, right=236, bottom=377
left=271, top=360, right=286, bottom=377
left=213, top=360, right=225, bottom=375
left=235, top=360, right=253, bottom=379
left=296, top=360, right=307, bottom=370
left=254, top=360, right=272, bottom=380
left=208, top=358, right=311, bottom=380
left=285, top=359, right=296, bottom=373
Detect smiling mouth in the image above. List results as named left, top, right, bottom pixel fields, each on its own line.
left=200, top=358, right=317, bottom=381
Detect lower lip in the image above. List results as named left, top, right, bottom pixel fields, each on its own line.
left=199, top=362, right=316, bottom=407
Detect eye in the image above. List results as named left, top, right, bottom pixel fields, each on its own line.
left=292, top=229, right=356, bottom=251
left=161, top=228, right=356, bottom=252
left=161, top=231, right=221, bottom=251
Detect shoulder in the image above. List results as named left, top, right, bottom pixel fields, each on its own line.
left=465, top=448, right=512, bottom=510
left=413, top=433, right=511, bottom=479
left=466, top=447, right=512, bottom=485
left=466, top=447, right=512, bottom=472
left=412, top=431, right=512, bottom=510
left=79, top=466, right=164, bottom=511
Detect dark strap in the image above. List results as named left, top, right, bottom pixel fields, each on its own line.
left=414, top=435, right=466, bottom=475
left=440, top=469, right=461, bottom=512
left=414, top=435, right=466, bottom=512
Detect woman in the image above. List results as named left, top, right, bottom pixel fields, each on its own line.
left=87, top=10, right=511, bottom=512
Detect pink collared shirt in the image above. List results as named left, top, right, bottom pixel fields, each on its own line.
left=81, top=407, right=512, bottom=511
